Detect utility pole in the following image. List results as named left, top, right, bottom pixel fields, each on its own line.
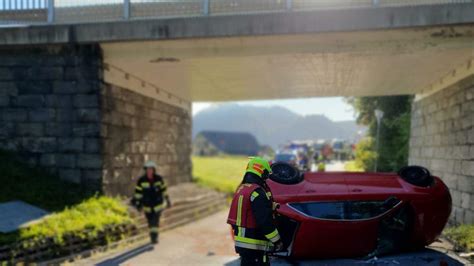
left=374, top=109, right=384, bottom=172
left=202, top=0, right=210, bottom=15
left=124, top=0, right=131, bottom=20
left=286, top=0, right=293, bottom=10
left=47, top=0, right=55, bottom=23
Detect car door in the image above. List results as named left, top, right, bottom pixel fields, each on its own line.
left=285, top=200, right=380, bottom=258
left=283, top=196, right=405, bottom=258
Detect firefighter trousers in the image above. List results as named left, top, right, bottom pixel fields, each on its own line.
left=145, top=211, right=161, bottom=244
left=239, top=251, right=270, bottom=266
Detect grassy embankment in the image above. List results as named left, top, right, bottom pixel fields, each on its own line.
left=192, top=155, right=247, bottom=194
left=0, top=150, right=131, bottom=250
left=444, top=224, right=474, bottom=255
left=193, top=156, right=367, bottom=193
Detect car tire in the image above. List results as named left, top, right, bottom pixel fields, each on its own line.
left=270, top=162, right=303, bottom=185
left=398, top=165, right=434, bottom=187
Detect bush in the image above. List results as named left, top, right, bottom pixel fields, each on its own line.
left=0, top=196, right=132, bottom=246
left=344, top=161, right=364, bottom=172
left=0, top=196, right=133, bottom=264
left=0, top=150, right=134, bottom=262
left=354, top=138, right=377, bottom=171
left=20, top=196, right=131, bottom=245
left=347, top=96, right=412, bottom=172
left=444, top=224, right=474, bottom=252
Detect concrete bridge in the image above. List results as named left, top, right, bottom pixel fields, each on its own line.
left=0, top=1, right=473, bottom=224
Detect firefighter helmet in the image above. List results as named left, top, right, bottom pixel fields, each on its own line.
left=246, top=157, right=272, bottom=178
left=143, top=160, right=157, bottom=169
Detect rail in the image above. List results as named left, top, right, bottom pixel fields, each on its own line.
left=0, top=0, right=473, bottom=25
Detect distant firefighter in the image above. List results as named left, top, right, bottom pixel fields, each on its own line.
left=132, top=160, right=172, bottom=244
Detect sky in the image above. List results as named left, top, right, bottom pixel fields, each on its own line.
left=193, top=97, right=356, bottom=122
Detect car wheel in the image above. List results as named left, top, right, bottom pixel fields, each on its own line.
left=270, top=162, right=303, bottom=185
left=398, top=166, right=434, bottom=187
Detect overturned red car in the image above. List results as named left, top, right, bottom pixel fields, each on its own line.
left=267, top=163, right=452, bottom=259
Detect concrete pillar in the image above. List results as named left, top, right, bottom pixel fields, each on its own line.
left=409, top=75, right=474, bottom=224
left=100, top=82, right=192, bottom=196
left=0, top=44, right=192, bottom=196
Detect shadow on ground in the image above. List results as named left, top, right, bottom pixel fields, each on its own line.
left=0, top=150, right=94, bottom=246
left=224, top=248, right=464, bottom=266
left=96, top=244, right=155, bottom=266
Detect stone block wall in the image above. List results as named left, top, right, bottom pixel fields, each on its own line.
left=0, top=45, right=103, bottom=189
left=100, top=84, right=192, bottom=196
left=409, top=75, right=474, bottom=224
left=0, top=44, right=192, bottom=195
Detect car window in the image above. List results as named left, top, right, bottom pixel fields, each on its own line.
left=289, top=200, right=399, bottom=221
left=346, top=201, right=387, bottom=220
left=290, top=202, right=345, bottom=220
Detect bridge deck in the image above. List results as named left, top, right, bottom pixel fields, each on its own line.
left=0, top=0, right=473, bottom=26
left=1, top=3, right=474, bottom=46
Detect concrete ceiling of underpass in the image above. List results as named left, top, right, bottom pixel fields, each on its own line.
left=101, top=25, right=474, bottom=102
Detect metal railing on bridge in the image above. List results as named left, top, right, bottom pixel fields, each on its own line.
left=0, top=0, right=473, bottom=25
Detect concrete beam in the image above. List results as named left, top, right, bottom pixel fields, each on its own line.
left=103, top=63, right=192, bottom=111
left=1, top=3, right=474, bottom=45
left=100, top=24, right=474, bottom=101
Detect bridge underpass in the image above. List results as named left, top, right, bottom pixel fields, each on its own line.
left=0, top=2, right=473, bottom=224
left=101, top=25, right=474, bottom=101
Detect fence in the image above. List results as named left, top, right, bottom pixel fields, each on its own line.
left=0, top=0, right=473, bottom=25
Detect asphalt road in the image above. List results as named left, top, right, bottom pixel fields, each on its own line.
left=324, top=161, right=346, bottom=172
left=310, top=160, right=346, bottom=172
left=90, top=210, right=467, bottom=266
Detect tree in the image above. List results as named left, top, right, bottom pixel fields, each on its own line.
left=354, top=137, right=377, bottom=171
left=347, top=96, right=413, bottom=172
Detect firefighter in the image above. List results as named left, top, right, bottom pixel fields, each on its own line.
left=317, top=161, right=326, bottom=172
left=132, top=160, right=171, bottom=244
left=227, top=157, right=284, bottom=266
left=316, top=154, right=326, bottom=172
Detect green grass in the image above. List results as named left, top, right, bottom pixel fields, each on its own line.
left=344, top=160, right=364, bottom=172
left=192, top=155, right=248, bottom=194
left=0, top=196, right=131, bottom=247
left=444, top=224, right=474, bottom=252
left=0, top=150, right=132, bottom=253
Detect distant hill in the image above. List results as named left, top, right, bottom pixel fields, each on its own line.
left=193, top=104, right=366, bottom=148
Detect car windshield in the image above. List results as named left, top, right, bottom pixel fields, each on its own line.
left=289, top=200, right=400, bottom=221
left=275, top=154, right=295, bottom=162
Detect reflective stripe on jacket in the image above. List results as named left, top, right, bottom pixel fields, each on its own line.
left=228, top=183, right=260, bottom=228
left=134, top=174, right=167, bottom=212
left=227, top=174, right=281, bottom=252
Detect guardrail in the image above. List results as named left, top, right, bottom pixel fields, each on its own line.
left=0, top=0, right=473, bottom=25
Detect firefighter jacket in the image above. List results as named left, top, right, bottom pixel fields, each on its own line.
left=134, top=174, right=168, bottom=213
left=227, top=173, right=281, bottom=252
